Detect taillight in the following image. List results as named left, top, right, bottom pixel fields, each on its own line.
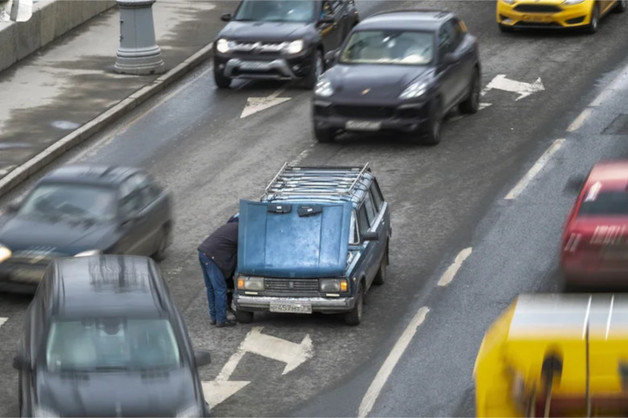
left=563, top=233, right=581, bottom=253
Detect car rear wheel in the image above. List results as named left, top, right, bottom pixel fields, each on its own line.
left=214, top=69, right=231, bottom=89
left=314, top=127, right=335, bottom=142
left=615, top=0, right=627, bottom=12
left=422, top=99, right=442, bottom=146
left=498, top=23, right=514, bottom=33
left=344, top=284, right=363, bottom=326
left=585, top=3, right=600, bottom=33
left=302, top=50, right=324, bottom=90
left=459, top=69, right=480, bottom=114
left=235, top=309, right=254, bottom=323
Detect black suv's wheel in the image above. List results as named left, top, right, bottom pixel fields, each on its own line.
left=344, top=284, right=364, bottom=326
left=459, top=69, right=480, bottom=114
left=615, top=0, right=627, bottom=12
left=314, top=127, right=335, bottom=142
left=302, top=50, right=324, bottom=90
left=214, top=69, right=231, bottom=89
left=498, top=23, right=514, bottom=33
left=235, top=309, right=254, bottom=323
left=585, top=3, right=600, bottom=33
left=422, top=99, right=442, bottom=146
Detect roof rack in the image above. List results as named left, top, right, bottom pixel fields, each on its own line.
left=369, top=8, right=450, bottom=18
left=264, top=163, right=371, bottom=200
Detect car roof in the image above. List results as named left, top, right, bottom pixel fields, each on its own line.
left=587, top=160, right=628, bottom=184
left=50, top=255, right=167, bottom=318
left=41, top=165, right=140, bottom=187
left=357, top=9, right=452, bottom=32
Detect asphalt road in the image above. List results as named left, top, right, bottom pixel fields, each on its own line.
left=1, top=0, right=628, bottom=416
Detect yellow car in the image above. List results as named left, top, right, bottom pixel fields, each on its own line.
left=497, top=0, right=626, bottom=33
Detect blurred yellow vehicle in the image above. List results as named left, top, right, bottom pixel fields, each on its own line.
left=474, top=294, right=628, bottom=417
left=497, top=0, right=626, bottom=33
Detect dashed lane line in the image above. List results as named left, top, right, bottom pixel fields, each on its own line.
left=0, top=317, right=7, bottom=328
left=567, top=108, right=593, bottom=132
left=437, top=248, right=473, bottom=287
left=505, top=138, right=565, bottom=200
left=358, top=307, right=430, bottom=418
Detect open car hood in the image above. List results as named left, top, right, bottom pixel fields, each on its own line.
left=238, top=199, right=352, bottom=278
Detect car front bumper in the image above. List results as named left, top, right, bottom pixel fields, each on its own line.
left=235, top=295, right=356, bottom=314
left=312, top=99, right=431, bottom=134
left=214, top=49, right=315, bottom=81
left=497, top=0, right=594, bottom=29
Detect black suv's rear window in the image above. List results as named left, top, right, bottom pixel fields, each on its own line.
left=234, top=0, right=315, bottom=22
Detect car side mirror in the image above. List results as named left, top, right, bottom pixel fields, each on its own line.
left=12, top=351, right=30, bottom=371
left=221, top=13, right=232, bottom=22
left=194, top=349, right=212, bottom=367
left=324, top=49, right=340, bottom=67
left=318, top=15, right=334, bottom=25
left=361, top=231, right=380, bottom=241
left=564, top=175, right=586, bottom=194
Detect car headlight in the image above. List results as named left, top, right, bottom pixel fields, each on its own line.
left=284, top=39, right=304, bottom=54
left=176, top=404, right=202, bottom=418
left=0, top=244, right=12, bottom=263
left=74, top=250, right=102, bottom=257
left=237, top=276, right=264, bottom=291
left=320, top=278, right=349, bottom=293
left=216, top=38, right=231, bottom=54
left=315, top=76, right=334, bottom=97
left=33, top=406, right=60, bottom=418
left=399, top=81, right=428, bottom=100
left=501, top=0, right=515, bottom=4
left=563, top=0, right=584, bottom=4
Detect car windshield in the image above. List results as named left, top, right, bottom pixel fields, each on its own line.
left=45, top=317, right=181, bottom=372
left=18, top=183, right=116, bottom=223
left=578, top=190, right=628, bottom=216
left=340, top=30, right=434, bottom=65
left=234, top=0, right=315, bottom=22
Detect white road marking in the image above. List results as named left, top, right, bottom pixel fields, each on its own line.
left=481, top=74, right=544, bottom=101
left=203, top=326, right=314, bottom=409
left=358, top=307, right=430, bottom=418
left=289, top=143, right=316, bottom=166
left=479, top=102, right=492, bottom=110
left=504, top=138, right=565, bottom=200
left=240, top=87, right=292, bottom=118
left=437, top=248, right=472, bottom=287
left=567, top=108, right=592, bottom=132
left=591, top=65, right=628, bottom=107
left=0, top=317, right=7, bottom=328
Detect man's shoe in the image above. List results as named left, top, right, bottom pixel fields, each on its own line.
left=210, top=319, right=216, bottom=325
left=216, top=320, right=237, bottom=328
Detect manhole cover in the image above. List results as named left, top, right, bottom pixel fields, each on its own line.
left=603, top=114, right=628, bottom=135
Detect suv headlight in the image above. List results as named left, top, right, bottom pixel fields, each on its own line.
left=237, top=276, right=264, bottom=291
left=315, top=76, right=334, bottom=97
left=320, top=278, right=348, bottom=293
left=74, top=250, right=102, bottom=257
left=399, top=81, right=428, bottom=100
left=0, top=244, right=12, bottom=263
left=284, top=39, right=304, bottom=54
left=216, top=38, right=231, bottom=54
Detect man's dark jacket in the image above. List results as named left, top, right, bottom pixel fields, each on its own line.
left=198, top=222, right=238, bottom=278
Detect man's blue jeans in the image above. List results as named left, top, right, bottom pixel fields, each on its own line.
left=198, top=251, right=228, bottom=324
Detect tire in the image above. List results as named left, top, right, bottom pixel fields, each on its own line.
left=314, top=127, right=335, bottom=143
left=214, top=69, right=231, bottom=89
left=498, top=23, right=514, bottom=33
left=235, top=309, right=254, bottom=323
left=373, top=253, right=387, bottom=286
left=459, top=69, right=480, bottom=115
left=585, top=3, right=600, bottom=33
left=422, top=99, right=442, bottom=146
left=615, top=0, right=627, bottom=12
left=152, top=227, right=170, bottom=262
left=344, top=284, right=364, bottom=326
left=302, top=50, right=324, bottom=90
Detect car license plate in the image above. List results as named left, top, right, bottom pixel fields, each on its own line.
left=345, top=120, right=381, bottom=131
left=521, top=14, right=553, bottom=23
left=269, top=302, right=312, bottom=314
left=239, top=61, right=270, bottom=71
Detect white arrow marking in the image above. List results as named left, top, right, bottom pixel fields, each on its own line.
left=203, top=326, right=313, bottom=409
left=481, top=74, right=544, bottom=101
left=240, top=87, right=292, bottom=118
left=0, top=317, right=7, bottom=328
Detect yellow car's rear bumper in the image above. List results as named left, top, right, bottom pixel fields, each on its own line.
left=496, top=0, right=594, bottom=28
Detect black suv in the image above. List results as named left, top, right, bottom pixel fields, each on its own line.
left=13, top=255, right=212, bottom=417
left=213, top=0, right=359, bottom=89
left=312, top=9, right=481, bottom=144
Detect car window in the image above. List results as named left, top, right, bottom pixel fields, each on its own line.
left=357, top=205, right=369, bottom=236
left=349, top=210, right=359, bottom=245
left=340, top=30, right=434, bottom=65
left=119, top=192, right=143, bottom=219
left=45, top=317, right=181, bottom=372
left=438, top=25, right=453, bottom=56
left=370, top=181, right=384, bottom=211
left=234, top=0, right=316, bottom=22
left=136, top=174, right=159, bottom=208
left=364, top=193, right=376, bottom=226
left=578, top=187, right=628, bottom=216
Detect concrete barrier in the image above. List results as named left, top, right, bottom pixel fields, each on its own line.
left=0, top=0, right=115, bottom=72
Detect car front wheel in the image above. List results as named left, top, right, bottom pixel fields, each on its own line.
left=344, top=284, right=364, bottom=325
left=314, top=127, right=335, bottom=142
left=302, top=50, right=324, bottom=90
left=235, top=309, right=254, bottom=323
left=422, top=99, right=442, bottom=146
left=214, top=69, right=231, bottom=89
left=585, top=3, right=599, bottom=33
left=498, top=23, right=514, bottom=33
left=459, top=69, right=480, bottom=114
left=615, top=0, right=627, bottom=12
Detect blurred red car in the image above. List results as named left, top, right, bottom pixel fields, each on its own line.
left=561, top=160, right=628, bottom=288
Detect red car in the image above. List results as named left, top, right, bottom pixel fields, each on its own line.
left=561, top=160, right=628, bottom=288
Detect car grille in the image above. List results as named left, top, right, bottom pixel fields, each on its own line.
left=265, top=278, right=319, bottom=292
left=514, top=4, right=561, bottom=13
left=333, top=105, right=395, bottom=119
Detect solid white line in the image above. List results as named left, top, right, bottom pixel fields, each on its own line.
left=0, top=317, right=7, bottom=328
left=504, top=138, right=565, bottom=200
left=437, top=248, right=472, bottom=287
left=567, top=108, right=592, bottom=132
left=358, top=307, right=430, bottom=418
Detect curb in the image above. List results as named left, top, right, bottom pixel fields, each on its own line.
left=0, top=41, right=214, bottom=199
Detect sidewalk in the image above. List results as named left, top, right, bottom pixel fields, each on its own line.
left=0, top=0, right=229, bottom=196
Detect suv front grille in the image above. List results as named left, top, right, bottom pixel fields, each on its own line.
left=514, top=4, right=561, bottom=13
left=333, top=105, right=395, bottom=119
